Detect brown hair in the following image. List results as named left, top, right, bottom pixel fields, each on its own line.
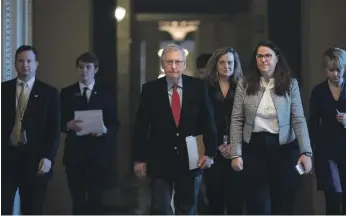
left=245, top=40, right=294, bottom=96
left=204, top=47, right=243, bottom=86
left=75, top=52, right=99, bottom=68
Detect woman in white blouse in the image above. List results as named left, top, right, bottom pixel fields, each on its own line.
left=229, top=40, right=313, bottom=214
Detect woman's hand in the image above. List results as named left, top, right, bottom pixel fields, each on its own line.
left=231, top=157, right=243, bottom=171
left=298, top=154, right=312, bottom=174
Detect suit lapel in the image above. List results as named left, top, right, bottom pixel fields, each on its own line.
left=72, top=82, right=86, bottom=110
left=23, top=80, right=41, bottom=121
left=87, top=83, right=100, bottom=108
left=179, top=75, right=192, bottom=129
left=73, top=82, right=81, bottom=97
left=8, top=79, right=17, bottom=125
left=159, top=78, right=177, bottom=127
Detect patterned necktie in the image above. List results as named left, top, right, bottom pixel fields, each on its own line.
left=171, top=84, right=181, bottom=126
left=11, top=82, right=26, bottom=145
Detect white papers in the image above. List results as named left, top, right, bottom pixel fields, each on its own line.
left=186, top=136, right=199, bottom=170
left=74, top=110, right=103, bottom=136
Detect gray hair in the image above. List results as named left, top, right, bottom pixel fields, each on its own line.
left=160, top=44, right=186, bottom=66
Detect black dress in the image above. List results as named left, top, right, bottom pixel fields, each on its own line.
left=203, top=81, right=245, bottom=215
left=309, top=79, right=346, bottom=213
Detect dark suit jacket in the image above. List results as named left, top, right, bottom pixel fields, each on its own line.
left=133, top=75, right=217, bottom=178
left=60, top=82, right=119, bottom=167
left=1, top=78, right=61, bottom=181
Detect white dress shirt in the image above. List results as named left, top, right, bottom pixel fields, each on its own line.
left=253, top=77, right=279, bottom=134
left=78, top=81, right=95, bottom=101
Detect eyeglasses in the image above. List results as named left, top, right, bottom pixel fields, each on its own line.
left=164, top=60, right=185, bottom=67
left=256, top=54, right=272, bottom=61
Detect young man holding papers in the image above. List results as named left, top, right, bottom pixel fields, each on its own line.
left=133, top=44, right=217, bottom=215
left=60, top=52, right=119, bottom=214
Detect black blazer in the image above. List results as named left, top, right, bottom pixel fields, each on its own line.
left=207, top=82, right=236, bottom=148
left=1, top=78, right=61, bottom=181
left=60, top=82, right=119, bottom=166
left=133, top=75, right=217, bottom=178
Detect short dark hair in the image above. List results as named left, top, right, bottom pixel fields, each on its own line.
left=15, top=45, right=38, bottom=62
left=196, top=54, right=212, bottom=69
left=245, top=40, right=294, bottom=96
left=75, top=52, right=99, bottom=68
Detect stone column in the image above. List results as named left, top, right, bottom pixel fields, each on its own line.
left=103, top=0, right=134, bottom=209
left=2, top=0, right=32, bottom=80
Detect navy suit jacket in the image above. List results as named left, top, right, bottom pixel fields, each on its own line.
left=60, top=82, right=119, bottom=167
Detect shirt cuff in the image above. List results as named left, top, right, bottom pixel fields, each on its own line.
left=102, top=125, right=107, bottom=134
left=96, top=125, right=107, bottom=136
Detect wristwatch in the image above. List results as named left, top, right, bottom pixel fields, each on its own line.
left=302, top=152, right=312, bottom=157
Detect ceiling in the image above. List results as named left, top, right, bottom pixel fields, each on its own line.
left=133, top=0, right=250, bottom=14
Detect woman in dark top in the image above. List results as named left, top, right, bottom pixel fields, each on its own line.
left=309, top=47, right=346, bottom=215
left=203, top=47, right=244, bottom=214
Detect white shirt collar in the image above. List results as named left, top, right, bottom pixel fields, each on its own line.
left=17, top=76, right=35, bottom=89
left=166, top=77, right=183, bottom=90
left=79, top=81, right=95, bottom=92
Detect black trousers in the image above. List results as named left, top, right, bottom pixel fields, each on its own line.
left=243, top=132, right=300, bottom=215
left=204, top=155, right=245, bottom=215
left=65, top=160, right=106, bottom=215
left=1, top=147, right=48, bottom=215
left=150, top=174, right=202, bottom=215
left=324, top=191, right=342, bottom=215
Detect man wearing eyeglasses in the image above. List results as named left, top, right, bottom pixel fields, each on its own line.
left=133, top=44, right=217, bottom=215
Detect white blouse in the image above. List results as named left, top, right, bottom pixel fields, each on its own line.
left=253, top=77, right=279, bottom=134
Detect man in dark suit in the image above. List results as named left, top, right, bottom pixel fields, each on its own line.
left=60, top=52, right=119, bottom=214
left=133, top=44, right=217, bottom=215
left=1, top=45, right=61, bottom=214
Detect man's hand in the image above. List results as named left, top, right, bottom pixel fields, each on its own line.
left=66, top=120, right=82, bottom=132
left=231, top=157, right=243, bottom=171
left=218, top=144, right=230, bottom=159
left=198, top=156, right=213, bottom=169
left=134, top=162, right=147, bottom=178
left=298, top=154, right=312, bottom=174
left=38, top=158, right=52, bottom=174
left=89, top=124, right=107, bottom=136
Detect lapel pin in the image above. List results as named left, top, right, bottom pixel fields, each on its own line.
left=94, top=91, right=97, bottom=94
left=34, top=94, right=39, bottom=98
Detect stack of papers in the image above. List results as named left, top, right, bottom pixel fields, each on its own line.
left=74, top=110, right=104, bottom=136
